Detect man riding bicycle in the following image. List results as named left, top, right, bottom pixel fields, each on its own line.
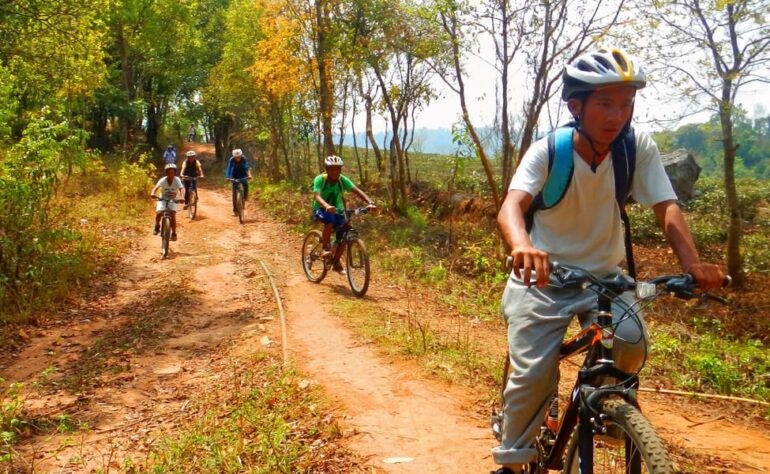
left=491, top=48, right=724, bottom=474
left=150, top=163, right=184, bottom=241
left=225, top=148, right=252, bottom=216
left=312, top=155, right=376, bottom=272
left=180, top=150, right=205, bottom=210
left=163, top=144, right=176, bottom=165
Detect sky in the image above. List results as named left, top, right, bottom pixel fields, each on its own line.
left=359, top=40, right=770, bottom=139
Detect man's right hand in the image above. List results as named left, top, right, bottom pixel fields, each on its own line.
left=325, top=206, right=336, bottom=214
left=510, top=244, right=550, bottom=288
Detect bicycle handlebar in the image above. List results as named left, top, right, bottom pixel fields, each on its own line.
left=345, top=206, right=371, bottom=217
left=504, top=256, right=731, bottom=303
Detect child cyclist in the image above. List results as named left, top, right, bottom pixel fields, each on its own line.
left=150, top=163, right=184, bottom=241
left=312, top=155, right=376, bottom=272
left=180, top=150, right=205, bottom=209
left=225, top=148, right=252, bottom=215
left=492, top=48, right=724, bottom=474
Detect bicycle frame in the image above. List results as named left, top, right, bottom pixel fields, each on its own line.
left=540, top=288, right=640, bottom=472
left=329, top=208, right=367, bottom=252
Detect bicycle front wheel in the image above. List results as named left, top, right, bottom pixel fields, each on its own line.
left=302, top=230, right=329, bottom=283
left=161, top=217, right=171, bottom=259
left=563, top=399, right=673, bottom=474
left=346, top=238, right=370, bottom=297
left=188, top=190, right=197, bottom=219
left=237, top=190, right=244, bottom=224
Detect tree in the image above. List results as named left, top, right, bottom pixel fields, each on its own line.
left=515, top=0, right=626, bottom=170
left=644, top=0, right=770, bottom=285
left=427, top=0, right=502, bottom=210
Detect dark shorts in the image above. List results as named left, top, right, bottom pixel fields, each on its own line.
left=313, top=208, right=347, bottom=228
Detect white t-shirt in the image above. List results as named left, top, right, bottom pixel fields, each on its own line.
left=153, top=176, right=184, bottom=200
left=509, top=131, right=677, bottom=275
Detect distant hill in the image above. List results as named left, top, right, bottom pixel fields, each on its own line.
left=344, top=127, right=500, bottom=156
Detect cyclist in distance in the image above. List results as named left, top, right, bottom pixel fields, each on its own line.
left=225, top=148, right=253, bottom=216
left=150, top=163, right=184, bottom=241
left=312, top=155, right=376, bottom=272
left=491, top=48, right=724, bottom=474
left=180, top=150, right=205, bottom=210
left=163, top=144, right=176, bottom=165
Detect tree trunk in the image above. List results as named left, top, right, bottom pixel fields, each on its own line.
left=315, top=0, right=335, bottom=158
left=373, top=65, right=408, bottom=211
left=337, top=77, right=350, bottom=154
left=268, top=100, right=282, bottom=181
left=365, top=98, right=384, bottom=173
left=719, top=83, right=744, bottom=285
left=213, top=117, right=232, bottom=162
left=116, top=23, right=134, bottom=154
left=351, top=93, right=365, bottom=184
left=500, top=0, right=514, bottom=194
left=443, top=12, right=500, bottom=210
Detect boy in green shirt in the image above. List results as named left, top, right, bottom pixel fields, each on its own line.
left=313, top=155, right=376, bottom=271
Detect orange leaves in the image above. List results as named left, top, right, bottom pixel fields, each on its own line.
left=248, top=0, right=307, bottom=99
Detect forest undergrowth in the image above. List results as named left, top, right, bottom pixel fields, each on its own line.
left=256, top=172, right=770, bottom=417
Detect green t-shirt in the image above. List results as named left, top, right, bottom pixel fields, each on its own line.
left=312, top=174, right=355, bottom=211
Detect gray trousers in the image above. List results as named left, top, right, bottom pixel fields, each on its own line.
left=491, top=277, right=648, bottom=465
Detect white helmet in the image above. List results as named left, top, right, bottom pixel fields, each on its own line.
left=562, top=48, right=646, bottom=101
left=185, top=150, right=196, bottom=157
left=164, top=163, right=177, bottom=171
left=324, top=155, right=343, bottom=167
left=232, top=149, right=243, bottom=157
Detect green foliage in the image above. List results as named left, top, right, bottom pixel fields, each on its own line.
left=629, top=176, right=770, bottom=272
left=405, top=206, right=428, bottom=229
left=0, top=118, right=94, bottom=315
left=653, top=113, right=770, bottom=179
left=140, top=359, right=351, bottom=473
left=0, top=379, right=26, bottom=462
left=649, top=324, right=770, bottom=402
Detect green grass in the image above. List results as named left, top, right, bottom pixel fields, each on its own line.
left=647, top=319, right=770, bottom=405
left=1, top=153, right=153, bottom=325
left=133, top=354, right=360, bottom=473
left=257, top=172, right=770, bottom=417
left=330, top=299, right=502, bottom=395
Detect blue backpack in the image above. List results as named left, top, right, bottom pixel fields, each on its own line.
left=524, top=125, right=638, bottom=277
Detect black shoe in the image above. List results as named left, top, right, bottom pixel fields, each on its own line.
left=332, top=262, right=346, bottom=274
left=490, top=468, right=522, bottom=474
left=153, top=226, right=160, bottom=235
left=171, top=233, right=177, bottom=241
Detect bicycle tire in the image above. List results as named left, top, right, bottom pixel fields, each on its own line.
left=188, top=190, right=197, bottom=220
left=563, top=398, right=673, bottom=474
left=237, top=189, right=244, bottom=224
left=302, top=230, right=329, bottom=283
left=161, top=216, right=170, bottom=259
left=346, top=238, right=370, bottom=296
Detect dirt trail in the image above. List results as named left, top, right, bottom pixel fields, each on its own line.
left=0, top=144, right=492, bottom=473
left=284, top=274, right=491, bottom=471
left=3, top=142, right=770, bottom=473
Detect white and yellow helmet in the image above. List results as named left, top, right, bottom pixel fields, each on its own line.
left=324, top=155, right=343, bottom=167
left=562, top=48, right=646, bottom=101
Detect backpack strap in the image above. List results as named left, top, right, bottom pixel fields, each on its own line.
left=524, top=127, right=575, bottom=232
left=611, top=127, right=637, bottom=278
